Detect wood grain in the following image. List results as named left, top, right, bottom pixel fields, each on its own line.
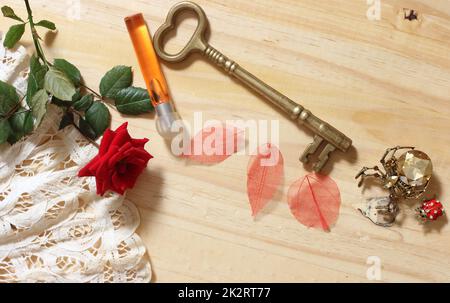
left=1, top=0, right=449, bottom=282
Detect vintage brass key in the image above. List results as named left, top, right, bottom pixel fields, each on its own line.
left=153, top=1, right=352, bottom=171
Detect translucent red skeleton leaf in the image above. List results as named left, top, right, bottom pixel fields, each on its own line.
left=247, top=143, right=284, bottom=216
left=288, top=173, right=341, bottom=232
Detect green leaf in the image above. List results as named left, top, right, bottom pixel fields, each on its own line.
left=27, top=79, right=39, bottom=107
left=29, top=89, right=49, bottom=126
left=85, top=102, right=110, bottom=138
left=53, top=59, right=82, bottom=85
left=35, top=20, right=56, bottom=30
left=72, top=88, right=82, bottom=102
left=73, top=94, right=94, bottom=112
left=8, top=109, right=33, bottom=144
left=51, top=88, right=79, bottom=107
left=114, top=86, right=154, bottom=115
left=78, top=117, right=97, bottom=140
left=1, top=6, right=24, bottom=22
left=3, top=23, right=25, bottom=48
left=44, top=67, right=77, bottom=101
left=0, top=80, right=19, bottom=115
left=30, top=56, right=47, bottom=87
left=99, top=66, right=132, bottom=98
left=27, top=55, right=47, bottom=105
left=0, top=119, right=12, bottom=144
left=59, top=112, right=74, bottom=130
left=9, top=109, right=33, bottom=133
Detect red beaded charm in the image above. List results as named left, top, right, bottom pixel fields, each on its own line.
left=417, top=199, right=445, bottom=222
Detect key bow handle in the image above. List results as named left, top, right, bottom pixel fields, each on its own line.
left=154, top=1, right=209, bottom=62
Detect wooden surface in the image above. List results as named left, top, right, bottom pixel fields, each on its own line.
left=1, top=0, right=449, bottom=282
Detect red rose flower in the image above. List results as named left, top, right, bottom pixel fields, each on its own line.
left=78, top=122, right=153, bottom=196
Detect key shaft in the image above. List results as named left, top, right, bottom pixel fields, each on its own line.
left=203, top=45, right=352, bottom=153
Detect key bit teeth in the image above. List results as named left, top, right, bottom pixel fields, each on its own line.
left=313, top=143, right=336, bottom=172
left=300, top=136, right=323, bottom=164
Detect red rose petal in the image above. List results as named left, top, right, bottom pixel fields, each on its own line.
left=99, top=128, right=114, bottom=156
left=125, top=147, right=151, bottom=159
left=116, top=122, right=128, bottom=132
left=78, top=155, right=99, bottom=177
left=131, top=138, right=149, bottom=148
left=127, top=157, right=149, bottom=169
left=108, top=143, right=133, bottom=166
left=111, top=173, right=126, bottom=195
left=110, top=127, right=132, bottom=148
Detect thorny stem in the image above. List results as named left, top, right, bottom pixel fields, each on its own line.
left=24, top=0, right=48, bottom=66
left=68, top=107, right=83, bottom=118
left=72, top=124, right=100, bottom=148
left=72, top=122, right=100, bottom=149
left=79, top=83, right=103, bottom=100
left=8, top=109, right=31, bottom=117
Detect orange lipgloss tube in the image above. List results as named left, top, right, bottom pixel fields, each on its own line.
left=125, top=13, right=180, bottom=138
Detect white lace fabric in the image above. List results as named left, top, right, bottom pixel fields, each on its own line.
left=0, top=34, right=151, bottom=283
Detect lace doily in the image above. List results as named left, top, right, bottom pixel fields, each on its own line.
left=0, top=33, right=151, bottom=283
